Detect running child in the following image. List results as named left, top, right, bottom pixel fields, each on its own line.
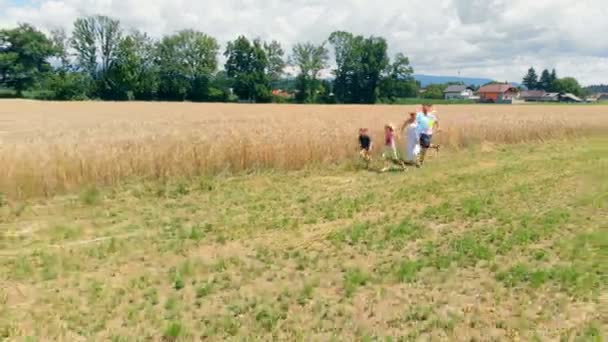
left=381, top=123, right=404, bottom=172
left=416, top=104, right=440, bottom=166
left=358, top=128, right=373, bottom=166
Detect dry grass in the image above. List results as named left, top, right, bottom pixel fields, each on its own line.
left=1, top=100, right=607, bottom=199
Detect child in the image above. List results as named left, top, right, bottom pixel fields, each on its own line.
left=400, top=112, right=421, bottom=167
left=381, top=123, right=404, bottom=172
left=358, top=128, right=373, bottom=166
left=416, top=104, right=440, bottom=166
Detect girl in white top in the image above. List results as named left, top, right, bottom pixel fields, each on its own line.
left=401, top=112, right=421, bottom=165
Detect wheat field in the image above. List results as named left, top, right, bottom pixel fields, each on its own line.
left=1, top=99, right=607, bottom=340
left=1, top=100, right=607, bottom=199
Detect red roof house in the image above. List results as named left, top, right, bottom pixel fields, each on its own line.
left=477, top=84, right=519, bottom=103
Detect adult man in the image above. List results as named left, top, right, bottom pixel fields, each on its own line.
left=416, top=104, right=440, bottom=166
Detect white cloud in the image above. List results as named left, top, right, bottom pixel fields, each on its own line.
left=1, top=0, right=607, bottom=85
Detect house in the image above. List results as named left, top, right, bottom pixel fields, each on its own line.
left=598, top=93, right=608, bottom=102
left=271, top=89, right=293, bottom=99
left=520, top=90, right=563, bottom=102
left=477, top=84, right=519, bottom=103
left=558, top=93, right=583, bottom=103
left=443, top=85, right=474, bottom=100
left=585, top=95, right=598, bottom=103
left=520, top=90, right=547, bottom=102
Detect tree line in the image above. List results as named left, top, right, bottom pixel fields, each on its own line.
left=584, top=84, right=608, bottom=93
left=0, top=15, right=420, bottom=103
left=522, top=67, right=586, bottom=97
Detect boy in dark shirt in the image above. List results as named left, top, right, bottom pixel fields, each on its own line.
left=358, top=128, right=373, bottom=166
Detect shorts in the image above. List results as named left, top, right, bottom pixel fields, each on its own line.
left=420, top=134, right=433, bottom=149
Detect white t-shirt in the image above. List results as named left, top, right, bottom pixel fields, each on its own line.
left=404, top=122, right=420, bottom=161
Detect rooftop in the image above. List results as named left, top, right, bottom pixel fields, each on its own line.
left=444, top=85, right=469, bottom=93
left=478, top=84, right=518, bottom=93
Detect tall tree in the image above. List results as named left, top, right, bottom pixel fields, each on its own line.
left=538, top=69, right=551, bottom=91
left=328, top=31, right=356, bottom=103
left=379, top=53, right=417, bottom=101
left=359, top=36, right=389, bottom=103
left=328, top=31, right=389, bottom=103
left=0, top=24, right=56, bottom=96
left=156, top=30, right=219, bottom=101
left=46, top=27, right=92, bottom=100
left=549, top=69, right=558, bottom=91
left=264, top=40, right=285, bottom=83
left=522, top=67, right=538, bottom=90
left=224, top=36, right=271, bottom=102
left=106, top=31, right=159, bottom=100
left=290, top=42, right=329, bottom=103
left=50, top=28, right=70, bottom=70
left=71, top=15, right=122, bottom=79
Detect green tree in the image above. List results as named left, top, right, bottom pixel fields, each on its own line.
left=328, top=31, right=389, bottom=103
left=379, top=53, right=417, bottom=101
left=421, top=84, right=446, bottom=99
left=522, top=67, right=538, bottom=90
left=106, top=31, right=159, bottom=100
left=0, top=24, right=56, bottom=96
left=208, top=71, right=233, bottom=102
left=264, top=40, right=285, bottom=84
left=538, top=69, right=551, bottom=91
left=553, top=77, right=583, bottom=97
left=290, top=42, right=329, bottom=103
left=45, top=27, right=92, bottom=100
left=549, top=69, right=558, bottom=91
left=156, top=30, right=219, bottom=101
left=224, top=36, right=271, bottom=103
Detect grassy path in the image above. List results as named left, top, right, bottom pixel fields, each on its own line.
left=1, top=138, right=606, bottom=341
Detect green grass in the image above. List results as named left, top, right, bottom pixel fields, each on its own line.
left=0, top=137, right=606, bottom=340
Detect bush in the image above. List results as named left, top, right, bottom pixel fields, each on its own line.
left=0, top=88, right=17, bottom=98
left=27, top=90, right=56, bottom=100
left=207, top=87, right=229, bottom=102
left=271, top=95, right=292, bottom=104
left=46, top=72, right=91, bottom=100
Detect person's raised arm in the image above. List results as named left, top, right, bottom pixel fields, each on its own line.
left=400, top=120, right=408, bottom=133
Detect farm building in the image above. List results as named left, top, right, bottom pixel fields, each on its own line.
left=520, top=90, right=547, bottom=102
left=559, top=93, right=583, bottom=103
left=585, top=94, right=600, bottom=103
left=542, top=93, right=560, bottom=102
left=443, top=85, right=475, bottom=100
left=477, top=84, right=519, bottom=103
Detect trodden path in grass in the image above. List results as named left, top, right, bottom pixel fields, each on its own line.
left=0, top=138, right=606, bottom=341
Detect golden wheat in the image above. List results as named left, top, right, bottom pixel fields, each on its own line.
left=1, top=100, right=607, bottom=199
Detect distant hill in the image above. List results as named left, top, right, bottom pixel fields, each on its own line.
left=275, top=74, right=521, bottom=90
left=414, top=74, right=519, bottom=88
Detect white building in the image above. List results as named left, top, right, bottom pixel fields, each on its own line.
left=443, top=85, right=474, bottom=100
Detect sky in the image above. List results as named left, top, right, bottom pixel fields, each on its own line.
left=1, top=0, right=607, bottom=85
